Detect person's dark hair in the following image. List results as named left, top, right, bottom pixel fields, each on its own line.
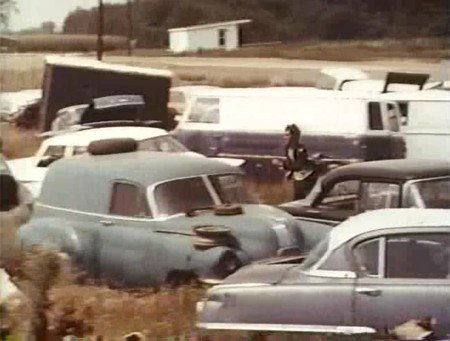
left=285, top=124, right=301, bottom=150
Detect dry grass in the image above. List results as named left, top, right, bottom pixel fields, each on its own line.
left=8, top=34, right=128, bottom=53
left=175, top=37, right=450, bottom=62
left=172, top=66, right=315, bottom=88
left=0, top=125, right=41, bottom=159
left=0, top=68, right=43, bottom=92
left=110, top=37, right=449, bottom=61
left=46, top=283, right=204, bottom=339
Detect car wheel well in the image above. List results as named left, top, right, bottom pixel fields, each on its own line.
left=166, top=270, right=197, bottom=287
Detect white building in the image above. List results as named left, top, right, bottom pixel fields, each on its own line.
left=168, top=19, right=251, bottom=53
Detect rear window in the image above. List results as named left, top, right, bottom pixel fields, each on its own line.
left=139, top=136, right=188, bottom=153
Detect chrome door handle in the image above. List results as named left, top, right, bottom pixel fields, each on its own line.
left=356, top=287, right=382, bottom=297
left=100, top=220, right=114, bottom=226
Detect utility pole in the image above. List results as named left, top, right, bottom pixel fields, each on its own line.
left=127, top=0, right=133, bottom=56
left=97, top=0, right=104, bottom=61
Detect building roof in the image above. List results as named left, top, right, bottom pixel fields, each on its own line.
left=43, top=127, right=169, bottom=147
left=329, top=208, right=450, bottom=251
left=168, top=19, right=251, bottom=33
left=45, top=56, right=173, bottom=79
left=322, top=159, right=450, bottom=188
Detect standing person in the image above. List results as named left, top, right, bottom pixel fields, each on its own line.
left=283, top=124, right=317, bottom=200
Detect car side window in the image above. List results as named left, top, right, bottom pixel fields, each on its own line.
left=353, top=233, right=450, bottom=279
left=110, top=182, right=150, bottom=217
left=386, top=234, right=450, bottom=279
left=187, top=97, right=220, bottom=123
left=354, top=238, right=381, bottom=277
left=43, top=145, right=65, bottom=156
left=37, top=145, right=66, bottom=167
left=316, top=180, right=360, bottom=212
left=368, top=102, right=383, bottom=130
left=360, top=182, right=400, bottom=211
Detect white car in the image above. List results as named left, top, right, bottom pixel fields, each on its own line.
left=8, top=126, right=243, bottom=197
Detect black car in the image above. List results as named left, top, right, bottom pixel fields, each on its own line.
left=280, top=159, right=450, bottom=224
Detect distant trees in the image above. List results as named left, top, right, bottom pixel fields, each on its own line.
left=0, top=0, right=16, bottom=31
left=62, top=0, right=450, bottom=47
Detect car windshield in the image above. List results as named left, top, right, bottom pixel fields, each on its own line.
left=299, top=236, right=330, bottom=271
left=405, top=177, right=450, bottom=208
left=139, top=136, right=188, bottom=153
left=153, top=177, right=215, bottom=217
left=152, top=174, right=249, bottom=217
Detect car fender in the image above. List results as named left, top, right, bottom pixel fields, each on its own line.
left=19, top=218, right=82, bottom=257
left=293, top=218, right=335, bottom=252
left=189, top=246, right=249, bottom=280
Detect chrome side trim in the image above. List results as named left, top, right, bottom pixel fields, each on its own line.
left=36, top=202, right=177, bottom=222
left=196, top=322, right=376, bottom=335
left=302, top=269, right=357, bottom=279
left=210, top=283, right=270, bottom=290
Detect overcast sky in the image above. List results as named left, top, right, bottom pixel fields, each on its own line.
left=10, top=0, right=126, bottom=31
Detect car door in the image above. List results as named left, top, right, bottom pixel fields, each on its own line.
left=233, top=277, right=356, bottom=329
left=352, top=230, right=450, bottom=338
left=97, top=181, right=153, bottom=285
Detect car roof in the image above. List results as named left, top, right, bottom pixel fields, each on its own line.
left=187, top=87, right=388, bottom=101
left=379, top=89, right=450, bottom=101
left=40, top=151, right=240, bottom=213
left=322, top=159, right=450, bottom=188
left=42, top=126, right=169, bottom=147
left=77, top=151, right=238, bottom=184
left=329, top=209, right=450, bottom=251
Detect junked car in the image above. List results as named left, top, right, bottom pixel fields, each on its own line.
left=280, top=159, right=450, bottom=228
left=18, top=140, right=303, bottom=287
left=172, top=87, right=405, bottom=178
left=197, top=208, right=450, bottom=338
left=7, top=125, right=243, bottom=197
left=50, top=94, right=147, bottom=132
left=379, top=89, right=450, bottom=160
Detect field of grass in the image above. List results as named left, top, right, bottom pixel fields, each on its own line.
left=4, top=34, right=128, bottom=53
left=1, top=36, right=444, bottom=92
left=119, top=37, right=450, bottom=62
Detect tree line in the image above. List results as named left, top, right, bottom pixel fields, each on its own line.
left=63, top=0, right=449, bottom=47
